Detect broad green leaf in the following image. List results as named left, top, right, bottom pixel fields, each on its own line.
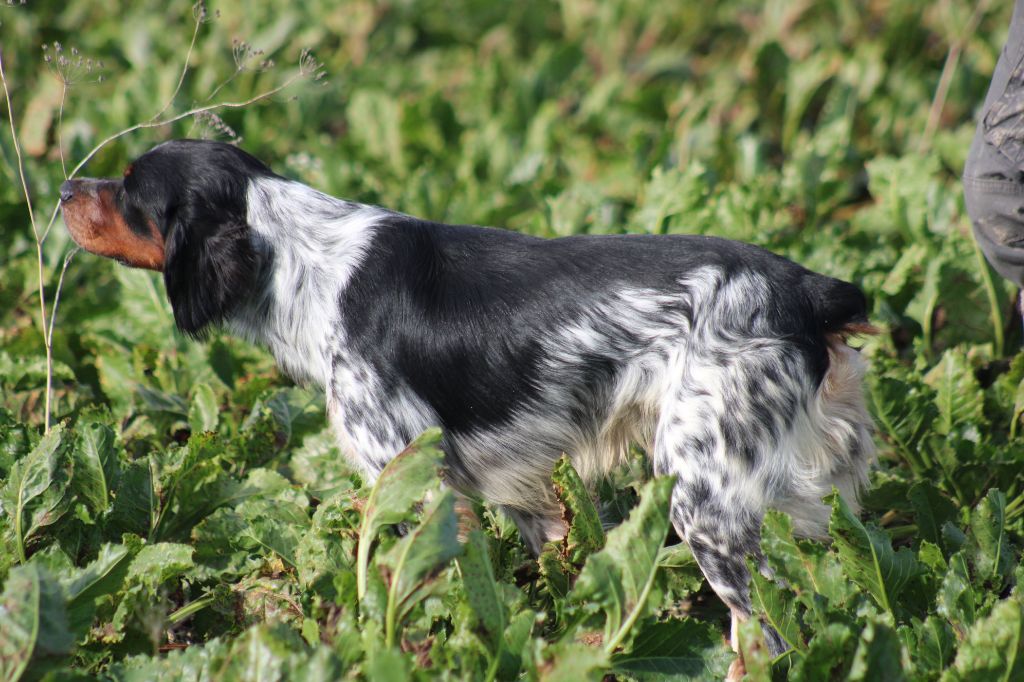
left=760, top=510, right=851, bottom=605
left=538, top=542, right=572, bottom=600
left=106, top=458, right=156, bottom=538
left=568, top=476, right=674, bottom=654
left=749, top=564, right=804, bottom=652
left=124, top=542, right=195, bottom=590
left=364, top=646, right=413, bottom=682
left=498, top=609, right=537, bottom=680
left=260, top=388, right=324, bottom=445
left=846, top=616, right=907, bottom=682
left=937, top=551, right=977, bottom=637
left=866, top=374, right=937, bottom=467
left=188, top=382, right=219, bottom=434
left=790, top=622, right=857, bottom=681
left=356, top=428, right=444, bottom=600
left=62, top=543, right=133, bottom=637
left=899, top=616, right=955, bottom=677
left=378, top=489, right=461, bottom=647
left=135, top=384, right=188, bottom=418
left=456, top=528, right=506, bottom=647
left=940, top=597, right=1024, bottom=682
left=149, top=434, right=253, bottom=541
left=611, top=618, right=732, bottom=679
left=908, top=481, right=958, bottom=548
left=1, top=424, right=74, bottom=563
left=967, top=489, right=1013, bottom=586
left=924, top=349, right=986, bottom=436
left=827, top=490, right=920, bottom=615
left=0, top=564, right=73, bottom=682
left=111, top=542, right=195, bottom=635
left=241, top=514, right=305, bottom=568
left=72, top=421, right=120, bottom=515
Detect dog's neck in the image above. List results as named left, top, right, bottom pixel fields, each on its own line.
left=228, top=176, right=382, bottom=385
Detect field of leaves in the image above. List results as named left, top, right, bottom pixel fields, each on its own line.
left=2, top=0, right=1023, bottom=679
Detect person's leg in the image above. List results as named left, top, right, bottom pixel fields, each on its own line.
left=964, top=0, right=1024, bottom=304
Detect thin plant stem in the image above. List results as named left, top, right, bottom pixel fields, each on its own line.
left=58, top=84, right=67, bottom=178
left=203, top=68, right=242, bottom=104
left=66, top=66, right=308, bottom=182
left=920, top=0, right=992, bottom=153
left=149, top=5, right=203, bottom=122
left=973, top=231, right=1006, bottom=357
left=4, top=25, right=317, bottom=434
left=40, top=248, right=79, bottom=423
left=1, top=50, right=53, bottom=432
left=47, top=248, right=80, bottom=351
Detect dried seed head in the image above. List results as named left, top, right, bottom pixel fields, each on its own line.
left=231, top=39, right=272, bottom=73
left=193, top=110, right=241, bottom=144
left=42, top=41, right=106, bottom=86
left=298, top=48, right=328, bottom=84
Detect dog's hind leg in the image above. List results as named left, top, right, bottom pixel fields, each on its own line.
left=653, top=342, right=807, bottom=669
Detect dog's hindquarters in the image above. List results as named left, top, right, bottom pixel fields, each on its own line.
left=654, top=269, right=874, bottom=658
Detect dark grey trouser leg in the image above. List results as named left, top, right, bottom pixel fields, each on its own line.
left=963, top=0, right=1024, bottom=288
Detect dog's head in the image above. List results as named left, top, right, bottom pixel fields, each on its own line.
left=61, top=139, right=275, bottom=336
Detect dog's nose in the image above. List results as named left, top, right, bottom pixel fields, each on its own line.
left=59, top=181, right=75, bottom=203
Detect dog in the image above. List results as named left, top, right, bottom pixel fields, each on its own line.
left=61, top=138, right=875, bottom=666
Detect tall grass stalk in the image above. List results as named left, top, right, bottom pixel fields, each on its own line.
left=0, top=2, right=324, bottom=432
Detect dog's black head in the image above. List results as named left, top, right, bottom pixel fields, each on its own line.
left=61, top=139, right=277, bottom=336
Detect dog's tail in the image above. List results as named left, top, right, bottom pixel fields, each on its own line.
left=805, top=274, right=878, bottom=338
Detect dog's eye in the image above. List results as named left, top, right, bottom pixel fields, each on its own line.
left=123, top=164, right=133, bottom=178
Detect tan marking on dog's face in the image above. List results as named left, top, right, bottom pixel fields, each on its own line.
left=61, top=179, right=165, bottom=271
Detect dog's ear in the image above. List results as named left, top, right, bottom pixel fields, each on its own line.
left=163, top=206, right=259, bottom=337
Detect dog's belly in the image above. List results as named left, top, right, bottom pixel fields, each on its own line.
left=445, top=389, right=660, bottom=511
left=327, top=335, right=670, bottom=510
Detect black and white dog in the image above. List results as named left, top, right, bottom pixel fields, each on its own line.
left=61, top=139, right=874, bottom=662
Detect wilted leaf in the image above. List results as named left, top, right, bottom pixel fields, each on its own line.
left=551, top=455, right=604, bottom=564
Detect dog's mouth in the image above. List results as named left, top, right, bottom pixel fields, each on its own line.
left=60, top=179, right=166, bottom=271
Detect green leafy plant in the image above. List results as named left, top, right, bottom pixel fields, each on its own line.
left=2, top=0, right=1024, bottom=678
